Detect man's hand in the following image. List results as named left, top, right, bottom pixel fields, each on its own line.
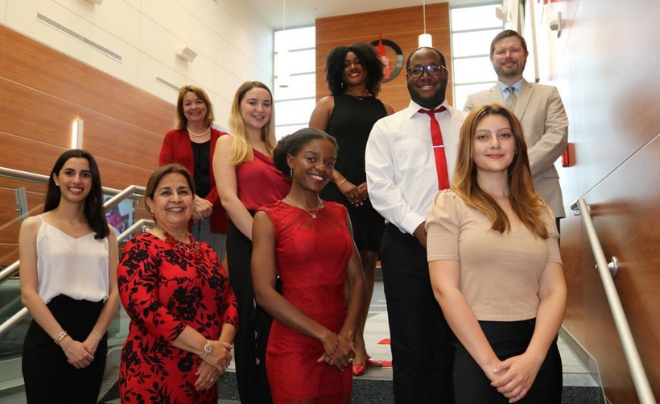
left=413, top=222, right=427, bottom=248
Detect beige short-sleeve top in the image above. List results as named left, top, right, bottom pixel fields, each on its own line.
left=426, top=190, right=561, bottom=321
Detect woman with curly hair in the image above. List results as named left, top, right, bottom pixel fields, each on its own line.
left=252, top=128, right=364, bottom=403
left=310, top=42, right=394, bottom=376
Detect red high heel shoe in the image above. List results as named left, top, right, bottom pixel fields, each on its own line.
left=365, top=355, right=383, bottom=368
left=352, top=364, right=366, bottom=376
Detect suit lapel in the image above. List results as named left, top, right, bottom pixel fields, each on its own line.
left=488, top=85, right=504, bottom=105
left=516, top=80, right=534, bottom=117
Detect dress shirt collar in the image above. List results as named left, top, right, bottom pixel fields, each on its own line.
left=405, top=99, right=452, bottom=119
left=497, top=79, right=523, bottom=95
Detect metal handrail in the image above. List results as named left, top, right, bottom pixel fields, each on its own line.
left=0, top=307, right=28, bottom=337
left=0, top=166, right=146, bottom=198
left=0, top=185, right=146, bottom=283
left=0, top=261, right=20, bottom=285
left=572, top=198, right=656, bottom=404
left=0, top=219, right=154, bottom=338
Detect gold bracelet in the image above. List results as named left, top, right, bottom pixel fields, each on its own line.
left=92, top=331, right=103, bottom=341
left=337, top=178, right=347, bottom=187
left=54, top=330, right=68, bottom=345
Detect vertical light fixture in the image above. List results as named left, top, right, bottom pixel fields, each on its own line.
left=72, top=118, right=84, bottom=149
left=418, top=0, right=433, bottom=47
left=278, top=0, right=291, bottom=88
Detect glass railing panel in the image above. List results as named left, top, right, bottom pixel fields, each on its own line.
left=0, top=178, right=48, bottom=270
left=0, top=279, right=27, bottom=358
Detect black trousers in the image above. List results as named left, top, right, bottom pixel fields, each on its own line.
left=454, top=320, right=562, bottom=404
left=226, top=219, right=273, bottom=404
left=22, top=295, right=107, bottom=404
left=380, top=224, right=455, bottom=403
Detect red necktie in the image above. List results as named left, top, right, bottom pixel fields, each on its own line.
left=419, top=107, right=449, bottom=190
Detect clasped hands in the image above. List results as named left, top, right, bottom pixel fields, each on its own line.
left=338, top=180, right=368, bottom=207
left=62, top=335, right=99, bottom=369
left=192, top=196, right=213, bottom=222
left=317, top=333, right=354, bottom=371
left=485, top=352, right=543, bottom=403
left=196, top=340, right=233, bottom=391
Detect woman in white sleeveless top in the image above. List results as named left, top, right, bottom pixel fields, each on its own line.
left=19, top=149, right=119, bottom=404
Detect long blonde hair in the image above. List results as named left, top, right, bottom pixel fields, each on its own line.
left=452, top=104, right=549, bottom=238
left=228, top=81, right=276, bottom=165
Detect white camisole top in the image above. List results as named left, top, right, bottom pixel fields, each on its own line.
left=36, top=215, right=110, bottom=304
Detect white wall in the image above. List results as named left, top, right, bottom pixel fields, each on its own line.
left=0, top=0, right=274, bottom=128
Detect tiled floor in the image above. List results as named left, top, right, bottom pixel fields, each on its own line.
left=353, top=281, right=591, bottom=380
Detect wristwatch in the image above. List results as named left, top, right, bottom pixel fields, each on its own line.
left=200, top=340, right=212, bottom=359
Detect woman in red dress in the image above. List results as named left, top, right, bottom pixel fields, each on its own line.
left=118, top=164, right=238, bottom=404
left=252, top=128, right=364, bottom=403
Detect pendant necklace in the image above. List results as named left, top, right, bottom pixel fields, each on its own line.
left=187, top=126, right=211, bottom=137
left=346, top=93, right=370, bottom=101
left=154, top=224, right=203, bottom=259
left=285, top=196, right=323, bottom=219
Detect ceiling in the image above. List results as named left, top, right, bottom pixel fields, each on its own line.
left=243, top=0, right=496, bottom=29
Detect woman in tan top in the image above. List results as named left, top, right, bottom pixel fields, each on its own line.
left=426, top=104, right=566, bottom=403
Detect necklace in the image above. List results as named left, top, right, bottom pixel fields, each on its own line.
left=285, top=196, right=323, bottom=219
left=346, top=94, right=370, bottom=101
left=154, top=224, right=203, bottom=259
left=187, top=126, right=211, bottom=137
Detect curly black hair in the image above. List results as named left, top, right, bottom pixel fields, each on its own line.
left=325, top=42, right=385, bottom=97
left=273, top=128, right=338, bottom=177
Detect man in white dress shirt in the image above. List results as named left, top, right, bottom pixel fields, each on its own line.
left=366, top=47, right=467, bottom=403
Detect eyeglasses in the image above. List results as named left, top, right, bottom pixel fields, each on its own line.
left=407, top=65, right=447, bottom=78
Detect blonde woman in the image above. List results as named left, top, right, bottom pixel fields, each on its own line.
left=213, top=81, right=290, bottom=404
left=159, top=85, right=229, bottom=258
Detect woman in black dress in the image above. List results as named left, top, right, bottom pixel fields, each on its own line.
left=309, top=42, right=395, bottom=376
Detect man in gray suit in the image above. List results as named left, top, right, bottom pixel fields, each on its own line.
left=465, top=29, right=568, bottom=230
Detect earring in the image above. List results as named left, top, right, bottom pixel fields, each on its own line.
left=515, top=149, right=518, bottom=154
left=289, top=167, right=293, bottom=178
left=340, top=81, right=345, bottom=89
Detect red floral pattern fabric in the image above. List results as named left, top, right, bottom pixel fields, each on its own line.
left=118, top=232, right=238, bottom=404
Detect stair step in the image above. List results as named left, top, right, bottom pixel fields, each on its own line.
left=96, top=368, right=603, bottom=404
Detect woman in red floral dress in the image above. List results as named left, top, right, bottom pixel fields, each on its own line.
left=118, top=164, right=238, bottom=404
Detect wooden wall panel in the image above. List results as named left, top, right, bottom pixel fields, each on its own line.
left=555, top=0, right=660, bottom=401
left=79, top=109, right=163, bottom=171
left=78, top=64, right=174, bottom=136
left=316, top=4, right=453, bottom=112
left=2, top=28, right=82, bottom=106
left=0, top=79, right=78, bottom=148
left=0, top=26, right=174, bottom=266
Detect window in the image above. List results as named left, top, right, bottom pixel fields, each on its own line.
left=450, top=3, right=504, bottom=110
left=273, top=26, right=316, bottom=140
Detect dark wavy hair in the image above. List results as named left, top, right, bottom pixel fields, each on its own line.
left=144, top=164, right=195, bottom=215
left=325, top=42, right=385, bottom=96
left=44, top=149, right=109, bottom=239
left=273, top=128, right=338, bottom=177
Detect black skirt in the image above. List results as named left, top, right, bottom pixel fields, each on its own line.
left=453, top=319, right=562, bottom=404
